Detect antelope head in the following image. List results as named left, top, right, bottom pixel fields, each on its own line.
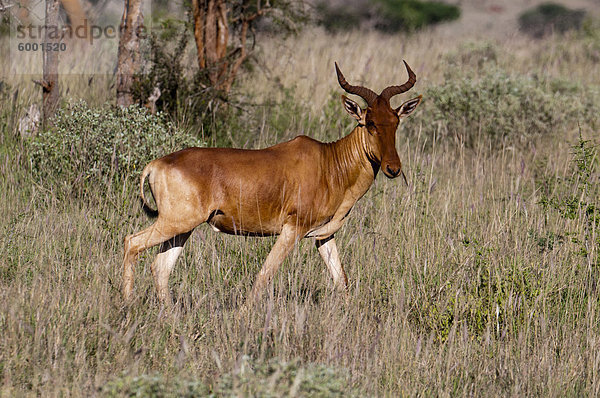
left=336, top=61, right=422, bottom=179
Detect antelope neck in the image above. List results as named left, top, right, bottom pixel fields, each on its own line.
left=324, top=125, right=378, bottom=188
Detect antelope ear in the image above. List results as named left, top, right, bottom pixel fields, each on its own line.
left=341, top=95, right=363, bottom=122
left=396, top=95, right=422, bottom=118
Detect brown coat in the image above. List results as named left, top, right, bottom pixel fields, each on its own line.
left=121, top=62, right=422, bottom=304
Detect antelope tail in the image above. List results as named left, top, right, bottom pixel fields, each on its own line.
left=140, top=163, right=159, bottom=218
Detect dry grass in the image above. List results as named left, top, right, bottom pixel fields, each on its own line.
left=240, top=25, right=600, bottom=115
left=2, top=7, right=600, bottom=396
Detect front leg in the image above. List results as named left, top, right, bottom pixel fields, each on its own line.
left=316, top=236, right=348, bottom=290
left=250, top=224, right=302, bottom=300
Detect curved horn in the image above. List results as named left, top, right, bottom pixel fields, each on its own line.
left=380, top=60, right=417, bottom=101
left=335, top=62, right=378, bottom=106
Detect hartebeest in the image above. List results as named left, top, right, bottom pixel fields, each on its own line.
left=122, top=61, right=422, bottom=303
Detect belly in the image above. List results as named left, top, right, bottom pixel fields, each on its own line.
left=207, top=213, right=282, bottom=236
left=205, top=181, right=362, bottom=239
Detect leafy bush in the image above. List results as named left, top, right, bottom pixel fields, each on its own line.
left=27, top=102, right=204, bottom=194
left=132, top=25, right=232, bottom=139
left=215, top=356, right=357, bottom=397
left=375, top=0, right=460, bottom=32
left=538, top=136, right=599, bottom=231
left=316, top=0, right=460, bottom=33
left=102, top=373, right=209, bottom=397
left=103, top=357, right=359, bottom=397
left=132, top=24, right=192, bottom=118
left=133, top=5, right=308, bottom=137
left=519, top=3, right=586, bottom=38
left=315, top=2, right=364, bottom=33
left=533, top=136, right=600, bottom=316
left=131, top=23, right=239, bottom=137
left=403, top=68, right=599, bottom=148
left=443, top=41, right=499, bottom=70
left=411, top=232, right=541, bottom=342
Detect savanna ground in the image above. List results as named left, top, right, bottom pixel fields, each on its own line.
left=2, top=0, right=600, bottom=395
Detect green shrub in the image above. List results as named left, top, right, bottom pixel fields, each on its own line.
left=27, top=102, right=204, bottom=194
left=519, top=3, right=586, bottom=38
left=131, top=24, right=234, bottom=136
left=315, top=2, right=362, bottom=33
left=534, top=136, right=600, bottom=318
left=214, top=357, right=357, bottom=397
left=538, top=136, right=599, bottom=230
left=103, top=357, right=359, bottom=397
left=443, top=41, right=499, bottom=69
left=403, top=68, right=598, bottom=148
left=102, top=373, right=209, bottom=397
left=131, top=26, right=229, bottom=138
left=132, top=26, right=190, bottom=118
left=375, top=0, right=461, bottom=32
left=414, top=238, right=540, bottom=342
left=316, top=0, right=460, bottom=33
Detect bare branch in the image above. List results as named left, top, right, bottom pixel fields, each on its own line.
left=32, top=79, right=52, bottom=92
left=0, top=2, right=15, bottom=13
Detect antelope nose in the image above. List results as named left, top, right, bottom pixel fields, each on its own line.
left=386, top=165, right=401, bottom=178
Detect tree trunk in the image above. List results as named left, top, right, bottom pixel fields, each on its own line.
left=116, top=0, right=144, bottom=107
left=192, top=0, right=229, bottom=90
left=192, top=0, right=206, bottom=68
left=42, top=0, right=60, bottom=126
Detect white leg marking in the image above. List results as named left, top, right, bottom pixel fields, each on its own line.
left=316, top=237, right=348, bottom=289
left=151, top=232, right=191, bottom=303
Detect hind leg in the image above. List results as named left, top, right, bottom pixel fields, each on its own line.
left=151, top=232, right=192, bottom=304
left=122, top=219, right=183, bottom=301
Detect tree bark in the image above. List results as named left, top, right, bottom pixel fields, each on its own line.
left=116, top=0, right=144, bottom=107
left=191, top=0, right=229, bottom=90
left=192, top=0, right=206, bottom=68
left=41, top=0, right=60, bottom=126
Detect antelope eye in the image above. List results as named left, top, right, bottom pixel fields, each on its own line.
left=366, top=120, right=375, bottom=127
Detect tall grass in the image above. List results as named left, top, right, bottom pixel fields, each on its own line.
left=1, top=21, right=600, bottom=396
